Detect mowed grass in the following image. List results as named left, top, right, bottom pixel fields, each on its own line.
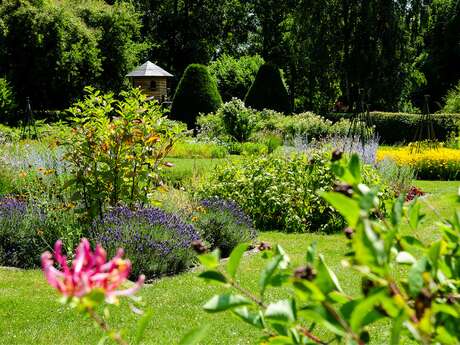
left=0, top=180, right=458, bottom=345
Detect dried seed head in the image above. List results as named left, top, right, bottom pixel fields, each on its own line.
left=334, top=183, right=353, bottom=197
left=294, top=265, right=317, bottom=281
left=344, top=227, right=354, bottom=239
left=257, top=242, right=272, bottom=251
left=331, top=149, right=343, bottom=162
left=191, top=240, right=207, bottom=254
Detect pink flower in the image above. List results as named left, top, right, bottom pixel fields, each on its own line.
left=41, top=239, right=144, bottom=303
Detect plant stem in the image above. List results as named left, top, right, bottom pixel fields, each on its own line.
left=87, top=308, right=128, bottom=345
left=298, top=326, right=328, bottom=345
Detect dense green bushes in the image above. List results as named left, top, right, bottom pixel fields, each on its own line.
left=325, top=112, right=460, bottom=144
left=245, top=63, right=291, bottom=113
left=197, top=153, right=346, bottom=233
left=209, top=55, right=265, bottom=102
left=0, top=78, right=16, bottom=124
left=198, top=102, right=361, bottom=145
left=443, top=81, right=460, bottom=113
left=171, top=64, right=222, bottom=128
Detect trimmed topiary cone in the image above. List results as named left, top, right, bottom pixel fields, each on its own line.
left=171, top=64, right=222, bottom=129
left=244, top=63, right=291, bottom=114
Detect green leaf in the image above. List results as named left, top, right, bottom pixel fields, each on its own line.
left=408, top=202, right=423, bottom=230
left=315, top=255, right=343, bottom=294
left=259, top=255, right=283, bottom=296
left=198, top=270, right=227, bottom=284
left=321, top=192, right=360, bottom=227
left=391, top=197, right=404, bottom=227
left=350, top=291, right=386, bottom=332
left=178, top=325, right=209, bottom=345
left=292, top=280, right=325, bottom=302
left=198, top=250, right=220, bottom=269
left=408, top=258, right=426, bottom=297
left=203, top=294, right=252, bottom=313
left=349, top=154, right=361, bottom=183
left=134, top=310, right=154, bottom=345
left=306, top=241, right=317, bottom=264
left=390, top=312, right=405, bottom=345
left=396, top=251, right=416, bottom=265
left=233, top=307, right=265, bottom=329
left=265, top=299, right=297, bottom=323
left=227, top=243, right=249, bottom=278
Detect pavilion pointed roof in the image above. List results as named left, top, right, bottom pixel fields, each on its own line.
left=126, top=61, right=173, bottom=77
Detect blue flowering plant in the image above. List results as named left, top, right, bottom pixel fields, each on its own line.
left=92, top=206, right=200, bottom=280
left=192, top=198, right=257, bottom=257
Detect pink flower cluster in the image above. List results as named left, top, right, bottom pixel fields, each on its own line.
left=42, top=239, right=144, bottom=303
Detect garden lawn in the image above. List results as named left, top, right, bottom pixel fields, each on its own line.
left=0, top=181, right=458, bottom=345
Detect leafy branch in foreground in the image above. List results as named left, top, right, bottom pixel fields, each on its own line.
left=196, top=153, right=460, bottom=344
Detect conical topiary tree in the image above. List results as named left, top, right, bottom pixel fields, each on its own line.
left=171, top=64, right=222, bottom=128
left=244, top=63, right=291, bottom=114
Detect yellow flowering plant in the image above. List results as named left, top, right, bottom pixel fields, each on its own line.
left=377, top=146, right=460, bottom=180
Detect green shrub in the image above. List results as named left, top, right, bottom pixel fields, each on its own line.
left=209, top=54, right=264, bottom=102
left=65, top=87, right=186, bottom=219
left=325, top=111, right=460, bottom=144
left=169, top=140, right=228, bottom=159
left=220, top=99, right=257, bottom=142
left=0, top=78, right=16, bottom=124
left=192, top=198, right=257, bottom=257
left=171, top=64, right=222, bottom=128
left=245, top=63, right=291, bottom=114
left=259, top=112, right=356, bottom=142
left=197, top=153, right=345, bottom=233
left=443, top=80, right=460, bottom=113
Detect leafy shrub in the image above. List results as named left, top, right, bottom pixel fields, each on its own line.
left=171, top=64, right=222, bottom=128
left=196, top=156, right=460, bottom=345
left=169, top=140, right=228, bottom=159
left=245, top=63, right=291, bottom=114
left=65, top=87, right=186, bottom=218
left=192, top=198, right=257, bottom=257
left=443, top=80, right=460, bottom=113
left=239, top=142, right=268, bottom=156
left=0, top=197, right=81, bottom=268
left=220, top=99, right=257, bottom=142
left=91, top=206, right=199, bottom=279
left=197, top=153, right=345, bottom=233
left=0, top=78, right=16, bottom=124
left=209, top=54, right=265, bottom=102
left=325, top=112, right=460, bottom=144
left=377, top=146, right=460, bottom=180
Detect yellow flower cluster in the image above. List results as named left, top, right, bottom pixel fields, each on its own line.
left=377, top=147, right=460, bottom=180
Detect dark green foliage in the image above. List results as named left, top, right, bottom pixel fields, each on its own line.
left=0, top=78, right=16, bottom=124
left=325, top=112, right=460, bottom=144
left=443, top=81, right=460, bottom=113
left=245, top=63, right=291, bottom=114
left=171, top=64, right=222, bottom=128
left=0, top=0, right=146, bottom=110
left=209, top=55, right=265, bottom=102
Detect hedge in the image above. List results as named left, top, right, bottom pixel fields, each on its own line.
left=324, top=112, right=460, bottom=144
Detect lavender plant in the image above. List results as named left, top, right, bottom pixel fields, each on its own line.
left=92, top=206, right=200, bottom=279
left=193, top=198, right=257, bottom=257
left=0, top=197, right=45, bottom=268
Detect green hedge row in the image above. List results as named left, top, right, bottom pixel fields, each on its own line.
left=324, top=112, right=460, bottom=144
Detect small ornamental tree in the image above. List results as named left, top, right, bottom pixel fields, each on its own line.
left=171, top=64, right=222, bottom=128
left=245, top=63, right=291, bottom=114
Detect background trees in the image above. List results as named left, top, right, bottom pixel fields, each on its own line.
left=0, top=0, right=458, bottom=114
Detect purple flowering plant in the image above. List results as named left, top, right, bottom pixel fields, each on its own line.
left=92, top=206, right=200, bottom=280
left=191, top=198, right=257, bottom=257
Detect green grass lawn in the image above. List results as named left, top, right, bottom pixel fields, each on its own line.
left=0, top=181, right=458, bottom=345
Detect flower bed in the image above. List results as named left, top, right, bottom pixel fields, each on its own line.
left=377, top=147, right=460, bottom=180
